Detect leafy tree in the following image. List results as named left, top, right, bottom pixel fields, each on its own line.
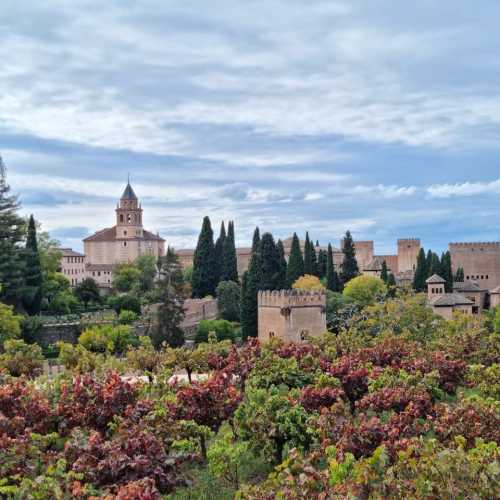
left=340, top=230, right=359, bottom=285
left=126, top=336, right=162, bottom=382
left=343, top=275, right=387, bottom=307
left=23, top=215, right=42, bottom=315
left=260, top=232, right=280, bottom=290
left=0, top=338, right=44, bottom=377
left=108, top=293, right=141, bottom=315
left=195, top=319, right=236, bottom=343
left=387, top=273, right=397, bottom=296
left=74, top=278, right=100, bottom=307
left=380, top=260, right=389, bottom=283
left=118, top=309, right=138, bottom=325
left=454, top=266, right=465, bottom=283
left=112, top=264, right=141, bottom=293
left=413, top=248, right=428, bottom=292
left=78, top=324, right=138, bottom=354
left=0, top=302, right=21, bottom=349
left=326, top=243, right=341, bottom=292
left=135, top=254, right=158, bottom=292
left=251, top=226, right=261, bottom=253
left=286, top=233, right=304, bottom=287
left=241, top=251, right=262, bottom=340
left=192, top=216, right=216, bottom=298
left=317, top=249, right=328, bottom=279
left=292, top=274, right=325, bottom=291
left=0, top=156, right=26, bottom=307
left=221, top=221, right=238, bottom=283
left=440, top=251, right=453, bottom=292
left=216, top=280, right=241, bottom=322
left=214, top=221, right=226, bottom=285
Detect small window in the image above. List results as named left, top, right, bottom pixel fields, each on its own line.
left=124, top=241, right=127, bottom=247
left=486, top=275, right=489, bottom=279
left=120, top=214, right=124, bottom=223
left=269, top=331, right=275, bottom=339
left=481, top=275, right=484, bottom=280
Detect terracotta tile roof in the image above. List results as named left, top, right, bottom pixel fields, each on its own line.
left=60, top=248, right=85, bottom=257
left=453, top=280, right=486, bottom=293
left=83, top=226, right=164, bottom=242
left=431, top=293, right=473, bottom=307
left=426, top=274, right=446, bottom=284
left=86, top=263, right=114, bottom=272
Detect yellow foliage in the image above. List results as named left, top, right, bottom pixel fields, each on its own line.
left=292, top=274, right=325, bottom=291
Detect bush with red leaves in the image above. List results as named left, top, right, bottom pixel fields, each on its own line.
left=357, top=388, right=433, bottom=415
left=0, top=379, right=54, bottom=437
left=298, top=386, right=345, bottom=412
left=222, top=338, right=261, bottom=390
left=329, top=357, right=370, bottom=412
left=57, top=371, right=137, bottom=435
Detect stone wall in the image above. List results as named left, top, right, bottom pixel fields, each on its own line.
left=39, top=323, right=81, bottom=348
left=397, top=238, right=420, bottom=273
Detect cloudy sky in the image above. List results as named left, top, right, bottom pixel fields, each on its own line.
left=1, top=1, right=500, bottom=254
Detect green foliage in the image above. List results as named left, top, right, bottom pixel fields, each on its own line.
left=326, top=243, right=341, bottom=292
left=380, top=260, right=389, bottom=283
left=467, top=364, right=500, bottom=399
left=214, top=221, right=226, bottom=286
left=74, top=277, right=100, bottom=307
left=49, top=289, right=79, bottom=315
left=275, top=239, right=287, bottom=290
left=135, top=254, right=158, bottom=292
left=454, top=266, right=465, bottom=282
left=343, top=275, right=387, bottom=307
left=413, top=248, right=428, bottom=292
left=216, top=280, right=241, bottom=322
left=292, top=274, right=325, bottom=291
left=441, top=250, right=453, bottom=292
left=108, top=293, right=141, bottom=315
left=112, top=263, right=142, bottom=292
left=78, top=324, right=139, bottom=354
left=303, top=232, right=317, bottom=276
left=286, top=233, right=304, bottom=287
left=20, top=315, right=43, bottom=344
left=0, top=301, right=21, bottom=348
left=340, top=230, right=359, bottom=285
left=260, top=232, right=281, bottom=290
left=221, top=221, right=238, bottom=283
left=118, top=309, right=138, bottom=325
left=23, top=214, right=43, bottom=315
left=195, top=319, right=236, bottom=344
left=192, top=216, right=217, bottom=298
left=0, top=338, right=44, bottom=377
left=240, top=251, right=262, bottom=340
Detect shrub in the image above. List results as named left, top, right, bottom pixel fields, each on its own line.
left=216, top=281, right=241, bottom=322
left=195, top=319, right=236, bottom=344
left=343, top=275, right=387, bottom=307
left=20, top=315, right=43, bottom=344
left=0, top=339, right=44, bottom=378
left=78, top=324, right=139, bottom=354
left=0, top=302, right=21, bottom=349
left=118, top=309, right=138, bottom=325
left=292, top=274, right=325, bottom=291
left=108, top=294, right=142, bottom=315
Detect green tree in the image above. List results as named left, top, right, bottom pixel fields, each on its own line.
left=343, top=275, right=387, bottom=307
left=303, top=232, right=315, bottom=276
left=0, top=156, right=25, bottom=307
left=251, top=226, right=261, bottom=253
left=112, top=264, right=141, bottom=292
left=221, top=221, right=238, bottom=283
left=241, top=251, right=262, bottom=340
left=276, top=239, right=287, bottom=289
left=454, top=266, right=465, bottom=282
left=216, top=280, right=241, bottom=322
left=74, top=277, right=101, bottom=307
left=23, top=215, right=42, bottom=315
left=387, top=272, right=397, bottom=296
left=260, top=232, right=280, bottom=290
left=286, top=233, right=304, bottom=287
left=214, top=221, right=226, bottom=285
left=440, top=251, right=453, bottom=292
left=428, top=251, right=441, bottom=277
left=135, top=254, right=157, bottom=292
left=340, top=230, right=359, bottom=285
left=0, top=302, right=21, bottom=349
left=413, top=248, right=428, bottom=292
left=195, top=319, right=236, bottom=343
left=380, top=260, right=389, bottom=283
left=317, top=249, right=328, bottom=279
left=192, top=216, right=216, bottom=298
left=326, top=243, right=341, bottom=292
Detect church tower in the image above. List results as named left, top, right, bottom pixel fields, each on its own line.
left=116, top=180, right=144, bottom=239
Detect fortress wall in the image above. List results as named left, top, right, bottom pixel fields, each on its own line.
left=397, top=238, right=421, bottom=273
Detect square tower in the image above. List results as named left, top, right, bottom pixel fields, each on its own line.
left=258, top=290, right=326, bottom=344
left=397, top=238, right=421, bottom=273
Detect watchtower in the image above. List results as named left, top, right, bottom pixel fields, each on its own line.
left=397, top=238, right=421, bottom=273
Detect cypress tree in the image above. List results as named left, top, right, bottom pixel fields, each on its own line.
left=326, top=243, right=341, bottom=292
left=429, top=252, right=441, bottom=277
left=425, top=250, right=433, bottom=276
left=440, top=251, right=453, bottom=292
left=387, top=273, right=397, bottom=297
left=221, top=220, right=238, bottom=283
left=286, top=232, right=304, bottom=287
left=23, top=215, right=42, bottom=315
left=192, top=216, right=216, bottom=298
left=340, top=230, right=359, bottom=285
left=251, top=226, right=261, bottom=253
left=241, top=251, right=262, bottom=340
left=310, top=240, right=318, bottom=276
left=260, top=232, right=280, bottom=290
left=413, top=248, right=428, bottom=292
left=304, top=232, right=314, bottom=275
left=0, top=156, right=25, bottom=307
left=276, top=239, right=287, bottom=289
left=317, top=249, right=327, bottom=279
left=454, top=267, right=465, bottom=283
left=214, top=221, right=226, bottom=286
left=380, top=260, right=389, bottom=283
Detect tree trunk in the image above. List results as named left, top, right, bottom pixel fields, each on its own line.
left=200, top=434, right=207, bottom=462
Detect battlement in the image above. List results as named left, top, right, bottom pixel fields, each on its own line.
left=449, top=242, right=500, bottom=251
left=397, top=238, right=421, bottom=246
left=258, top=289, right=326, bottom=308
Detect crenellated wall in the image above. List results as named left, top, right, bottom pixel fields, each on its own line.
left=397, top=238, right=421, bottom=273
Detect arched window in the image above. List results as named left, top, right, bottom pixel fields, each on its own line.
left=120, top=214, right=124, bottom=223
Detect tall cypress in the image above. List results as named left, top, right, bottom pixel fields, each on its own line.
left=304, top=232, right=314, bottom=275
left=23, top=215, right=42, bottom=315
left=221, top=221, right=238, bottom=283
left=0, top=156, right=25, bottom=307
left=340, top=230, right=359, bottom=285
left=413, top=248, right=428, bottom=292
left=286, top=232, right=304, bottom=287
left=241, top=250, right=262, bottom=339
left=317, top=249, right=327, bottom=279
left=192, top=216, right=216, bottom=298
left=214, top=221, right=226, bottom=286
left=276, top=239, right=287, bottom=289
left=380, top=260, right=389, bottom=283
left=326, top=243, right=341, bottom=292
left=260, top=232, right=280, bottom=290
left=440, top=251, right=453, bottom=292
left=454, top=267, right=465, bottom=283
left=429, top=252, right=441, bottom=277
left=251, top=226, right=261, bottom=253
left=310, top=240, right=318, bottom=276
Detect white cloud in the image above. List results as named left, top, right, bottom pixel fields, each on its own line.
left=427, top=179, right=500, bottom=198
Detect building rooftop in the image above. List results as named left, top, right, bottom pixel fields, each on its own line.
left=431, top=293, right=473, bottom=307
left=453, top=280, right=487, bottom=293
left=426, top=274, right=446, bottom=284
left=60, top=248, right=85, bottom=257
left=83, top=226, right=164, bottom=242
left=121, top=182, right=138, bottom=200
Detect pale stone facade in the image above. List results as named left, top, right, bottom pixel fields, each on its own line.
left=258, top=290, right=326, bottom=344
left=83, top=182, right=165, bottom=287
left=426, top=274, right=474, bottom=319
left=59, top=248, right=86, bottom=286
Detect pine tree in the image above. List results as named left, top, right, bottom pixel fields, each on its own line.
left=276, top=239, right=287, bottom=289
left=454, top=266, right=465, bottom=283
left=340, top=230, right=359, bottom=285
left=192, top=216, right=216, bottom=298
left=241, top=251, right=262, bottom=340
left=154, top=247, right=185, bottom=348
left=326, top=243, right=341, bottom=292
left=214, top=221, right=226, bottom=286
left=413, top=248, right=428, bottom=292
left=286, top=233, right=304, bottom=287
left=440, top=251, right=453, bottom=292
left=317, top=249, right=327, bottom=279
left=380, top=260, right=389, bottom=283
left=251, top=226, right=261, bottom=253
left=221, top=221, right=238, bottom=283
left=0, top=156, right=25, bottom=307
left=260, top=232, right=280, bottom=290
left=304, top=232, right=314, bottom=275
left=23, top=215, right=42, bottom=315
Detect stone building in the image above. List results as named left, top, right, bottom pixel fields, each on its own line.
left=58, top=248, right=86, bottom=286
left=453, top=280, right=487, bottom=314
left=426, top=274, right=473, bottom=320
left=257, top=289, right=326, bottom=344
left=83, top=181, right=165, bottom=287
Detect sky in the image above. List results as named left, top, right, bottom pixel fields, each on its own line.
left=1, top=1, right=500, bottom=254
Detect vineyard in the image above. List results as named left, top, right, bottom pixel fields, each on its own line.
left=1, top=297, right=499, bottom=499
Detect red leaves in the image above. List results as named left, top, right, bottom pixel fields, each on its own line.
left=357, top=388, right=432, bottom=415
left=298, top=387, right=345, bottom=412
left=57, top=371, right=137, bottom=435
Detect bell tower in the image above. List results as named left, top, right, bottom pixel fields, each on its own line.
left=116, top=179, right=143, bottom=239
